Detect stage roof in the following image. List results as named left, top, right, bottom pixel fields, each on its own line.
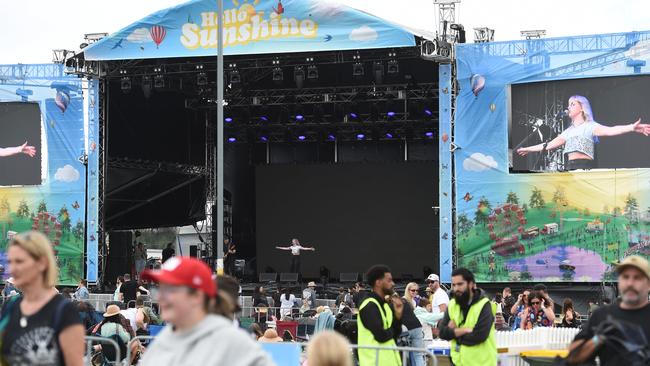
left=83, top=0, right=428, bottom=61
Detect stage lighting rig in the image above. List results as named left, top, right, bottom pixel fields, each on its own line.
left=352, top=53, right=364, bottom=77
left=520, top=30, right=546, bottom=40
left=196, top=64, right=208, bottom=86
left=153, top=66, right=165, bottom=88
left=294, top=66, right=305, bottom=89
left=473, top=27, right=495, bottom=43
left=228, top=63, right=241, bottom=84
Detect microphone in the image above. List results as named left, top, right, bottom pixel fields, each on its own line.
left=556, top=110, right=568, bottom=119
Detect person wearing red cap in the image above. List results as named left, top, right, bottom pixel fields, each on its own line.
left=139, top=257, right=274, bottom=366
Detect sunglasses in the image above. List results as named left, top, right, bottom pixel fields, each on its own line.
left=409, top=289, right=418, bottom=292
left=531, top=301, right=540, bottom=305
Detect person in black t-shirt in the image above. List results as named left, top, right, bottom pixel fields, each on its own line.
left=568, top=255, right=650, bottom=366
left=162, top=243, right=175, bottom=264
left=1, top=231, right=84, bottom=366
left=120, top=273, right=139, bottom=307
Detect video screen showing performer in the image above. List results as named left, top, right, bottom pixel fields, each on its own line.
left=510, top=75, right=650, bottom=172
left=0, top=102, right=42, bottom=186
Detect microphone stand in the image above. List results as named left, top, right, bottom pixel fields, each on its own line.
left=533, top=140, right=550, bottom=171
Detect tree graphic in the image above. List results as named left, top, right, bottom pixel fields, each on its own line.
left=37, top=200, right=47, bottom=213
left=529, top=187, right=545, bottom=209
left=0, top=196, right=10, bottom=213
left=522, top=203, right=529, bottom=213
left=72, top=220, right=84, bottom=240
left=474, top=197, right=491, bottom=226
left=624, top=194, right=640, bottom=223
left=506, top=191, right=519, bottom=205
left=583, top=207, right=591, bottom=217
left=552, top=186, right=568, bottom=208
left=457, top=213, right=473, bottom=235
left=17, top=200, right=30, bottom=218
left=58, top=206, right=71, bottom=233
left=612, top=206, right=622, bottom=217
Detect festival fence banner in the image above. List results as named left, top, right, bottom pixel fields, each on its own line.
left=453, top=31, right=650, bottom=282
left=82, top=0, right=418, bottom=61
left=0, top=64, right=88, bottom=285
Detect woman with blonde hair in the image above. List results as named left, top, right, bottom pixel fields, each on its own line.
left=1, top=231, right=84, bottom=366
left=306, top=330, right=353, bottom=366
left=403, top=282, right=420, bottom=309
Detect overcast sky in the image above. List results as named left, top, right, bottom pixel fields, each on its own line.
left=1, top=0, right=649, bottom=64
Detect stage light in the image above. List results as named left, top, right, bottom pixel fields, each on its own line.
left=373, top=61, right=384, bottom=84
left=225, top=117, right=233, bottom=123
left=307, top=65, right=318, bottom=79
left=352, top=62, right=364, bottom=77
left=260, top=116, right=269, bottom=122
left=356, top=133, right=365, bottom=140
left=296, top=114, right=304, bottom=121
left=227, top=137, right=237, bottom=143
left=260, top=135, right=268, bottom=142
left=154, top=75, right=165, bottom=89
left=425, top=131, right=434, bottom=138
left=387, top=60, right=399, bottom=74
left=298, top=135, right=306, bottom=141
left=120, top=77, right=131, bottom=93
left=387, top=111, right=396, bottom=118
left=228, top=63, right=241, bottom=84
left=385, top=132, right=394, bottom=139
left=327, top=133, right=336, bottom=141
left=294, top=66, right=305, bottom=89
left=424, top=108, right=433, bottom=116
left=272, top=67, right=283, bottom=82
left=349, top=112, right=359, bottom=119
left=197, top=72, right=208, bottom=86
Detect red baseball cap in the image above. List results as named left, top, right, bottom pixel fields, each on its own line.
left=141, top=256, right=216, bottom=298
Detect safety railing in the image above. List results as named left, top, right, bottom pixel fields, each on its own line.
left=349, top=344, right=438, bottom=366
left=84, top=335, right=121, bottom=366
left=125, top=335, right=157, bottom=364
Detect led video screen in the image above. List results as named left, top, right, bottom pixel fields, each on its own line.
left=0, top=102, right=42, bottom=186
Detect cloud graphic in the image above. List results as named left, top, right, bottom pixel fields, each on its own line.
left=126, top=28, right=153, bottom=44
left=54, top=165, right=80, bottom=183
left=463, top=153, right=498, bottom=172
left=311, top=2, right=345, bottom=17
left=349, top=26, right=378, bottom=42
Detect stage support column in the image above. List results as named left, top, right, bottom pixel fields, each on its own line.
left=439, top=63, right=453, bottom=283
left=215, top=0, right=225, bottom=267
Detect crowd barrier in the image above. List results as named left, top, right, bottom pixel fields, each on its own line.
left=84, top=335, right=121, bottom=366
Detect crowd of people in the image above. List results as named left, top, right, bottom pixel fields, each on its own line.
left=1, top=230, right=649, bottom=366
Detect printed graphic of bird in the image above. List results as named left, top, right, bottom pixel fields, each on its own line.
left=324, top=35, right=333, bottom=42
left=72, top=201, right=80, bottom=210
left=272, top=0, right=284, bottom=15
left=463, top=192, right=473, bottom=202
left=111, top=39, right=124, bottom=49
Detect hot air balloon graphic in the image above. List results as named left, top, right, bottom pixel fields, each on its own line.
left=470, top=74, right=485, bottom=96
left=150, top=25, right=167, bottom=49
left=55, top=90, right=70, bottom=113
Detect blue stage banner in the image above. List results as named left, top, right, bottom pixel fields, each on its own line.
left=83, top=0, right=417, bottom=61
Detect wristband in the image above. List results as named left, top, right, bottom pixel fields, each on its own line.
left=591, top=335, right=600, bottom=347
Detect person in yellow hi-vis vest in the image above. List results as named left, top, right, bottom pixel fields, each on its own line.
left=438, top=268, right=497, bottom=366
left=357, top=265, right=404, bottom=366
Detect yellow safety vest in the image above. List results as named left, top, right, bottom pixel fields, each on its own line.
left=357, top=297, right=401, bottom=366
left=448, top=297, right=497, bottom=366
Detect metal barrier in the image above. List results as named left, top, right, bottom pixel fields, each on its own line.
left=84, top=335, right=121, bottom=366
left=349, top=344, right=438, bottom=366
left=125, top=335, right=157, bottom=364
left=238, top=305, right=332, bottom=322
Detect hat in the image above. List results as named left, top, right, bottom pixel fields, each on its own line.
left=141, top=256, right=216, bottom=298
left=616, top=255, right=650, bottom=280
left=307, top=281, right=316, bottom=287
left=257, top=306, right=269, bottom=313
left=258, top=329, right=283, bottom=342
left=426, top=274, right=440, bottom=283
left=103, top=304, right=121, bottom=318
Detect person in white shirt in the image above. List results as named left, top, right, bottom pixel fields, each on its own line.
left=275, top=238, right=316, bottom=275
left=279, top=287, right=297, bottom=319
left=426, top=274, right=449, bottom=314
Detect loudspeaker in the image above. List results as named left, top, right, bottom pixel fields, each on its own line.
left=105, top=231, right=133, bottom=283
left=340, top=273, right=359, bottom=283
left=280, top=273, right=299, bottom=282
left=259, top=273, right=277, bottom=282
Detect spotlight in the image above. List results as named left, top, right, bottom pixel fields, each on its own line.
left=424, top=108, right=433, bottom=117
left=228, top=63, right=241, bottom=84
left=425, top=131, right=434, bottom=138
left=385, top=132, right=394, bottom=139
left=260, top=135, right=269, bottom=142
left=307, top=65, right=319, bottom=79
left=272, top=67, right=283, bottom=82
left=294, top=66, right=305, bottom=89
left=260, top=115, right=269, bottom=122
left=352, top=62, right=364, bottom=77
left=197, top=72, right=208, bottom=86
left=327, top=134, right=336, bottom=141
left=356, top=133, right=365, bottom=140
left=349, top=112, right=359, bottom=119
left=298, top=135, right=306, bottom=141
left=227, top=137, right=237, bottom=143
left=154, top=74, right=164, bottom=89
left=296, top=114, right=304, bottom=121
left=387, top=60, right=399, bottom=74
left=120, top=77, right=131, bottom=92
left=225, top=117, right=233, bottom=123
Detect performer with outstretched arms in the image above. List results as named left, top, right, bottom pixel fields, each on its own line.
left=275, top=238, right=315, bottom=274
left=517, top=95, right=650, bottom=170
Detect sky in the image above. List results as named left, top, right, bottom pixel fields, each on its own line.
left=1, top=0, right=649, bottom=64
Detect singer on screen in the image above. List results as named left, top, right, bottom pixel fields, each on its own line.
left=0, top=142, right=36, bottom=158
left=517, top=95, right=650, bottom=170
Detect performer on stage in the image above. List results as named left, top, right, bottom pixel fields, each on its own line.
left=0, top=142, right=36, bottom=158
left=517, top=95, right=650, bottom=170
left=275, top=238, right=315, bottom=274
left=223, top=237, right=237, bottom=276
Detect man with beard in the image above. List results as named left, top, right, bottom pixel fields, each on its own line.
left=357, top=265, right=404, bottom=366
left=568, top=255, right=650, bottom=366
left=438, top=268, right=496, bottom=366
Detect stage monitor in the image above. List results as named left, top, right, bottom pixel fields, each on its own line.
left=509, top=75, right=650, bottom=172
left=0, top=102, right=42, bottom=186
